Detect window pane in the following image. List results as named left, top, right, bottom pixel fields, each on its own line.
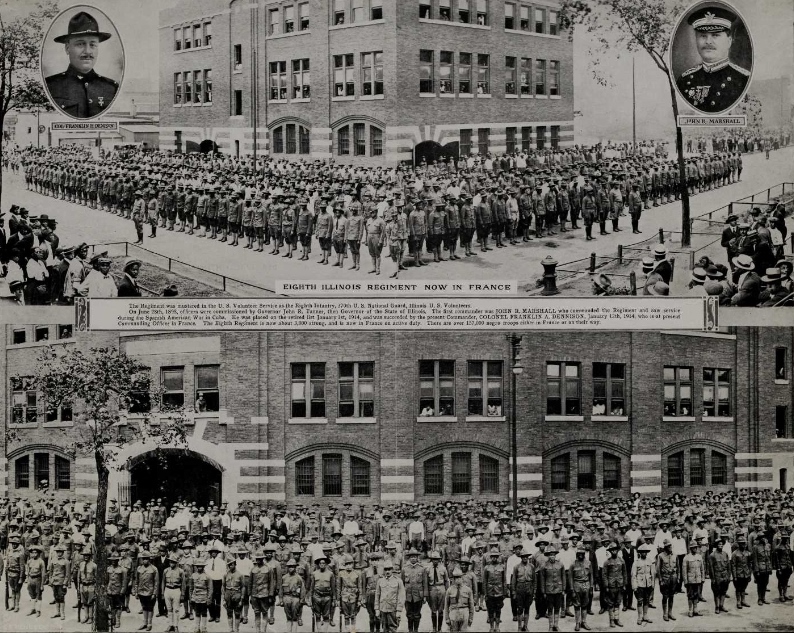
left=322, top=454, right=342, bottom=496
left=351, top=457, right=370, bottom=496
left=55, top=456, right=70, bottom=490
left=162, top=369, right=184, bottom=391
left=668, top=452, right=684, bottom=486
left=196, top=366, right=219, bottom=389
left=479, top=455, right=499, bottom=494
left=551, top=454, right=569, bottom=491
left=451, top=452, right=471, bottom=494
left=439, top=360, right=454, bottom=376
left=296, top=457, right=315, bottom=495
left=425, top=455, right=443, bottom=494
left=603, top=454, right=620, bottom=490
left=577, top=451, right=595, bottom=490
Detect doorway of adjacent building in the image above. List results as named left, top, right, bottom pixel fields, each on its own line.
left=414, top=140, right=460, bottom=168
left=781, top=468, right=788, bottom=491
left=199, top=139, right=219, bottom=154
left=128, top=449, right=222, bottom=507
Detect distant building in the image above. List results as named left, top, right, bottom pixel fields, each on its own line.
left=158, top=0, right=574, bottom=165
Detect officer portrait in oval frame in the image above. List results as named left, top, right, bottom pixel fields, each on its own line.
left=669, top=1, right=753, bottom=115
left=40, top=5, right=125, bottom=120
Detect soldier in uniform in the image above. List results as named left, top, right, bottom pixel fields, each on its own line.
left=222, top=555, right=246, bottom=633
left=657, top=538, right=678, bottom=621
left=308, top=555, right=336, bottom=633
left=375, top=561, right=404, bottom=633
left=631, top=543, right=655, bottom=626
left=707, top=534, right=731, bottom=614
left=675, top=7, right=751, bottom=114
left=401, top=549, right=427, bottom=632
left=279, top=558, right=305, bottom=633
left=108, top=552, right=129, bottom=630
left=337, top=554, right=361, bottom=632
left=445, top=567, right=475, bottom=632
left=161, top=554, right=186, bottom=633
left=540, top=544, right=566, bottom=632
left=363, top=552, right=383, bottom=632
left=682, top=540, right=705, bottom=617
left=47, top=544, right=71, bottom=620
left=511, top=549, right=535, bottom=633
left=483, top=549, right=505, bottom=632
left=568, top=544, right=594, bottom=632
left=427, top=550, right=449, bottom=632
left=6, top=534, right=26, bottom=612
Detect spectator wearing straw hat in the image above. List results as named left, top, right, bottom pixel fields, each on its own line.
left=730, top=254, right=761, bottom=306
left=117, top=258, right=142, bottom=297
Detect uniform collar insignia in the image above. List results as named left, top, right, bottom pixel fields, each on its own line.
left=701, top=58, right=729, bottom=73
left=66, top=65, right=99, bottom=81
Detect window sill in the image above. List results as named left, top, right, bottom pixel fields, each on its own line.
left=773, top=438, right=794, bottom=442
left=336, top=417, right=377, bottom=424
left=505, top=94, right=518, bottom=99
left=329, top=19, right=385, bottom=30
left=43, top=421, right=74, bottom=428
left=776, top=379, right=790, bottom=385
left=535, top=94, right=549, bottom=99
left=550, top=95, right=562, bottom=100
left=361, top=94, right=385, bottom=101
left=174, top=45, right=212, bottom=54
left=504, top=28, right=560, bottom=39
left=663, top=416, right=696, bottom=422
left=545, top=415, right=584, bottom=422
left=520, top=94, right=534, bottom=99
left=439, top=93, right=455, bottom=98
left=269, top=99, right=289, bottom=104
left=332, top=95, right=356, bottom=102
left=466, top=415, right=505, bottom=422
left=292, top=97, right=311, bottom=103
left=268, top=30, right=311, bottom=40
left=202, top=102, right=212, bottom=106
left=288, top=417, right=329, bottom=424
left=477, top=94, right=492, bottom=98
left=230, top=115, right=245, bottom=120
left=458, top=93, right=474, bottom=99
left=419, top=93, right=436, bottom=98
left=702, top=416, right=734, bottom=423
left=8, top=339, right=74, bottom=349
left=591, top=415, right=629, bottom=422
left=233, top=69, right=243, bottom=75
left=419, top=18, right=491, bottom=30
left=416, top=415, right=458, bottom=423
left=9, top=423, right=38, bottom=429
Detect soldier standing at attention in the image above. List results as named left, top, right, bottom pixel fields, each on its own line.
left=445, top=567, right=475, bottom=632
left=375, top=561, right=404, bottom=633
left=279, top=558, right=305, bottom=633
left=337, top=555, right=362, bottom=633
left=631, top=543, right=655, bottom=626
left=108, top=552, right=129, bottom=630
left=568, top=544, right=594, bottom=632
left=363, top=208, right=386, bottom=275
left=657, top=539, right=678, bottom=621
left=308, top=555, right=336, bottom=633
left=483, top=550, right=506, bottom=632
left=511, top=550, right=535, bottom=633
left=401, top=549, right=427, bottom=633
left=222, top=555, right=246, bottom=633
left=427, top=550, right=449, bottom=632
left=540, top=544, right=567, bottom=632
left=47, top=544, right=70, bottom=620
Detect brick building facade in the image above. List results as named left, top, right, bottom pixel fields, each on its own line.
left=2, top=328, right=792, bottom=507
left=158, top=0, right=574, bottom=164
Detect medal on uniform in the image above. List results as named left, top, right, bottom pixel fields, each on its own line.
left=687, top=86, right=710, bottom=106
left=98, top=96, right=104, bottom=107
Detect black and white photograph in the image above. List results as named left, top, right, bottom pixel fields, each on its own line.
left=40, top=5, right=125, bottom=120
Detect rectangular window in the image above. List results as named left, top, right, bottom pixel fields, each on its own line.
left=477, top=127, right=489, bottom=155
left=535, top=6, right=545, bottom=33
left=287, top=126, right=297, bottom=155
left=195, top=365, right=219, bottom=412
left=419, top=360, right=455, bottom=416
left=460, top=128, right=472, bottom=156
left=291, top=363, right=326, bottom=418
left=439, top=51, right=453, bottom=94
left=425, top=455, right=443, bottom=494
left=521, top=126, right=531, bottom=151
left=322, top=454, right=342, bottom=496
left=592, top=362, right=625, bottom=416
left=419, top=0, right=432, bottom=19
left=419, top=49, right=434, bottom=93
left=477, top=53, right=490, bottom=94
left=519, top=5, right=530, bottom=30
left=370, top=126, right=383, bottom=156
left=668, top=452, right=684, bottom=486
left=603, top=454, right=621, bottom=489
left=361, top=51, right=383, bottom=96
left=476, top=0, right=488, bottom=24
left=536, top=125, right=546, bottom=150
left=58, top=325, right=73, bottom=340
left=551, top=125, right=560, bottom=149
left=35, top=326, right=49, bottom=342
left=338, top=126, right=350, bottom=155
left=174, top=28, right=181, bottom=51
left=549, top=9, right=558, bottom=35
left=270, top=61, right=287, bottom=100
left=334, top=53, right=355, bottom=96
left=203, top=21, right=212, bottom=46
left=371, top=0, right=383, bottom=20
left=439, top=0, right=451, bottom=20
left=776, top=348, right=788, bottom=380
left=300, top=126, right=311, bottom=154
left=467, top=361, right=503, bottom=415
left=292, top=58, right=310, bottom=99
left=458, top=0, right=470, bottom=23
left=546, top=362, right=581, bottom=415
left=204, top=69, right=212, bottom=103
left=12, top=329, right=26, bottom=344
left=11, top=377, right=37, bottom=424
left=193, top=70, right=202, bottom=104
left=549, top=60, right=560, bottom=95
left=551, top=454, right=569, bottom=491
left=505, top=56, right=517, bottom=94
left=479, top=455, right=499, bottom=493
left=506, top=127, right=517, bottom=154
left=534, top=59, right=546, bottom=95
left=174, top=73, right=182, bottom=105
left=55, top=455, right=70, bottom=490
left=193, top=24, right=201, bottom=48
left=233, top=90, right=242, bottom=115
left=334, top=0, right=346, bottom=24
left=15, top=456, right=29, bottom=489
left=711, top=452, right=727, bottom=485
left=451, top=452, right=471, bottom=494
left=664, top=366, right=693, bottom=416
left=233, top=44, right=242, bottom=70
left=46, top=398, right=72, bottom=423
left=269, top=8, right=281, bottom=34
left=353, top=122, right=366, bottom=156
left=182, top=26, right=190, bottom=49
left=338, top=362, right=374, bottom=417
left=505, top=3, right=515, bottom=28
left=161, top=367, right=185, bottom=408
left=777, top=405, right=790, bottom=438
left=299, top=2, right=310, bottom=29
left=284, top=5, right=295, bottom=32
left=577, top=450, right=595, bottom=490
left=458, top=53, right=472, bottom=94
left=35, top=453, right=49, bottom=489
left=351, top=0, right=364, bottom=22
left=690, top=448, right=705, bottom=486
left=128, top=372, right=151, bottom=414
left=351, top=457, right=370, bottom=496
left=295, top=457, right=315, bottom=495
left=703, top=368, right=731, bottom=417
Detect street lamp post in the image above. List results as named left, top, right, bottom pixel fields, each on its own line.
left=508, top=334, right=524, bottom=514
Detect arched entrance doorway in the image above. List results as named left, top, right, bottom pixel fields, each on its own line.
left=414, top=140, right=459, bottom=168
left=199, top=139, right=219, bottom=154
left=128, top=449, right=222, bottom=507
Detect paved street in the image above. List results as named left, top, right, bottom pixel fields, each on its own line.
left=4, top=147, right=792, bottom=296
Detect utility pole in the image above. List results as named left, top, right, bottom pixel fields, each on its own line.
left=632, top=56, right=637, bottom=150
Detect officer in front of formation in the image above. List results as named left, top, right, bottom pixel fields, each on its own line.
left=45, top=11, right=119, bottom=119
left=675, top=6, right=751, bottom=114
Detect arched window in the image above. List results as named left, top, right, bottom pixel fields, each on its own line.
left=13, top=451, right=71, bottom=491
left=295, top=456, right=314, bottom=495
left=479, top=455, right=499, bottom=493
left=712, top=451, right=727, bottom=485
left=424, top=455, right=443, bottom=494
left=351, top=457, right=371, bottom=496
left=272, top=127, right=284, bottom=154
left=334, top=122, right=384, bottom=158
left=667, top=452, right=684, bottom=486
left=603, top=453, right=621, bottom=489
left=551, top=453, right=569, bottom=491
left=271, top=124, right=310, bottom=155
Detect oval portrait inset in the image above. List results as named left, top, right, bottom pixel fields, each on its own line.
left=669, top=0, right=753, bottom=115
left=40, top=5, right=125, bottom=120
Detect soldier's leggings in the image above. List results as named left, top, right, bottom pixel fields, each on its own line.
left=485, top=596, right=504, bottom=623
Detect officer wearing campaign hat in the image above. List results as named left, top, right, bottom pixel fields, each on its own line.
left=675, top=6, right=750, bottom=113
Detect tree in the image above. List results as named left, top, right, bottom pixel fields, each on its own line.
left=0, top=1, right=58, bottom=206
left=12, top=345, right=189, bottom=632
left=562, top=0, right=694, bottom=247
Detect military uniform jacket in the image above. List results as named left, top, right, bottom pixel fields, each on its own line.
left=483, top=563, right=505, bottom=597
left=280, top=573, right=305, bottom=600
left=107, top=565, right=128, bottom=595
left=751, top=543, right=773, bottom=573
left=707, top=551, right=731, bottom=583
left=682, top=553, right=704, bottom=584
left=540, top=559, right=566, bottom=594
left=337, top=569, right=363, bottom=602
left=402, top=562, right=428, bottom=601
left=511, top=561, right=536, bottom=594
left=444, top=583, right=475, bottom=620
left=676, top=60, right=750, bottom=113
left=46, top=65, right=118, bottom=119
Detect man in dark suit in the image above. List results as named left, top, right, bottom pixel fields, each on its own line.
left=45, top=11, right=119, bottom=119
left=117, top=259, right=142, bottom=297
left=721, top=214, right=740, bottom=267
left=731, top=254, right=761, bottom=306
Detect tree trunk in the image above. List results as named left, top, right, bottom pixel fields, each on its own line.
left=0, top=111, right=5, bottom=209
left=666, top=74, right=691, bottom=247
left=93, top=455, right=110, bottom=633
